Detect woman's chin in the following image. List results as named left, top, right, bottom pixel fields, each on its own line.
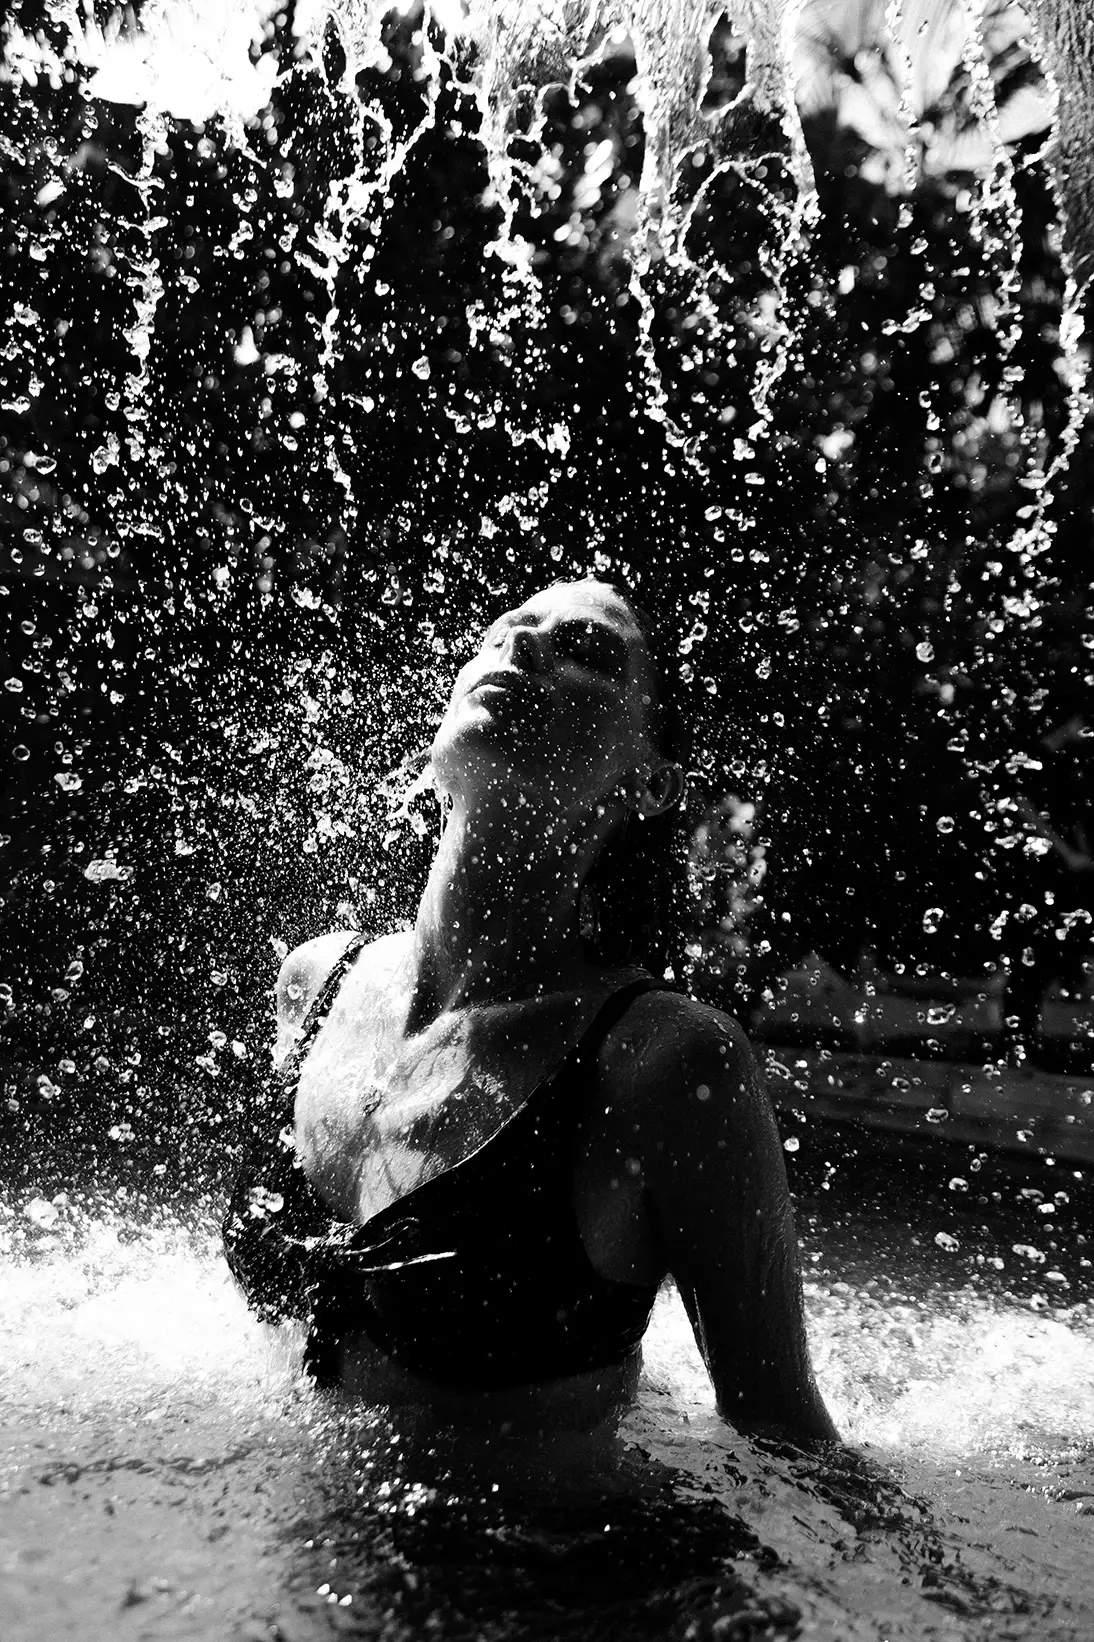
left=431, top=737, right=566, bottom=809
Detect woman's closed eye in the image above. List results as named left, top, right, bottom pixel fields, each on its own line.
left=553, top=621, right=627, bottom=676
left=478, top=616, right=627, bottom=676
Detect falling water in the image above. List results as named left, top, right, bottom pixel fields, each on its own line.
left=2, top=1, right=1094, bottom=1637
left=1020, top=0, right=1094, bottom=295
left=117, top=110, right=168, bottom=473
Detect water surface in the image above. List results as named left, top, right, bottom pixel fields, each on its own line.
left=2, top=1177, right=1093, bottom=1642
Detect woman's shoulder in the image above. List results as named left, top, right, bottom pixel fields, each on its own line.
left=275, top=927, right=411, bottom=1024
left=612, top=983, right=755, bottom=1049
left=596, top=985, right=762, bottom=1116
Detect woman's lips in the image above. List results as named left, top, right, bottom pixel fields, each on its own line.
left=466, top=668, right=530, bottom=697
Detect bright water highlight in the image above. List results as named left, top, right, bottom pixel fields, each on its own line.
left=3, top=1190, right=1093, bottom=1641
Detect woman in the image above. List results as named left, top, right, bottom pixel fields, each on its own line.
left=224, top=579, right=837, bottom=1442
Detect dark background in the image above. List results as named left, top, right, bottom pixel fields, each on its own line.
left=1, top=2, right=1091, bottom=1192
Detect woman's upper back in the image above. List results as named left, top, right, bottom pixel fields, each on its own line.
left=255, top=929, right=836, bottom=1436
left=279, top=928, right=657, bottom=1228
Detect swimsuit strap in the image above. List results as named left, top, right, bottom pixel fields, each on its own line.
left=570, top=972, right=674, bottom=1065
left=225, top=929, right=370, bottom=1330
left=278, top=945, right=665, bottom=1098
left=276, top=930, right=370, bottom=1092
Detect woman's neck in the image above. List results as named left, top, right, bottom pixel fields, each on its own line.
left=409, top=790, right=618, bottom=1018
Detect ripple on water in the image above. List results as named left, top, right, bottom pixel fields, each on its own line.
left=1, top=1197, right=1093, bottom=1642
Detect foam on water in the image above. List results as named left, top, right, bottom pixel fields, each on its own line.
left=637, top=1268, right=1094, bottom=1459
left=2, top=1220, right=283, bottom=1404
left=7, top=1198, right=1094, bottom=1452
left=3, top=1198, right=1093, bottom=1641
left=812, top=1281, right=1094, bottom=1455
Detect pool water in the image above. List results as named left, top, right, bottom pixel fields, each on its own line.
left=2, top=1181, right=1092, bottom=1642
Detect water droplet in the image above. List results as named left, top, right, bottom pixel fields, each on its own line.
left=91, top=438, right=119, bottom=474
left=247, top=1186, right=285, bottom=1218
left=83, top=859, right=131, bottom=882
left=23, top=1197, right=59, bottom=1229
left=234, top=325, right=259, bottom=366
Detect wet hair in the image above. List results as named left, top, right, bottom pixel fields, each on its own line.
left=579, top=582, right=691, bottom=981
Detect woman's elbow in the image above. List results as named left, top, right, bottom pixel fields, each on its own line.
left=716, top=1385, right=841, bottom=1446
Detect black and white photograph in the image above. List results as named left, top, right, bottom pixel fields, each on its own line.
left=1, top=1, right=1092, bottom=1637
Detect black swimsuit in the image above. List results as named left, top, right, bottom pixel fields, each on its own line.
left=223, top=942, right=664, bottom=1389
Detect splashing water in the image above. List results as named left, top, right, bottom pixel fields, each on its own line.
left=3, top=6, right=1094, bottom=1633
left=1020, top=0, right=1094, bottom=295
left=118, top=110, right=169, bottom=473
left=14, top=0, right=1083, bottom=555
left=3, top=1187, right=1094, bottom=1641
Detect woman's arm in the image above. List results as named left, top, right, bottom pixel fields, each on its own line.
left=616, top=997, right=838, bottom=1442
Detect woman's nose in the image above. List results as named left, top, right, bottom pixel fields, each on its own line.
left=503, top=623, right=549, bottom=672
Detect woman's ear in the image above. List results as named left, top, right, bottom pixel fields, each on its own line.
left=628, top=760, right=686, bottom=819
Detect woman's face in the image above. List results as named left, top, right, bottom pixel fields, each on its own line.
left=431, top=581, right=662, bottom=812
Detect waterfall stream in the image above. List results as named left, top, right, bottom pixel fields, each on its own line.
left=2, top=4, right=1093, bottom=1637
